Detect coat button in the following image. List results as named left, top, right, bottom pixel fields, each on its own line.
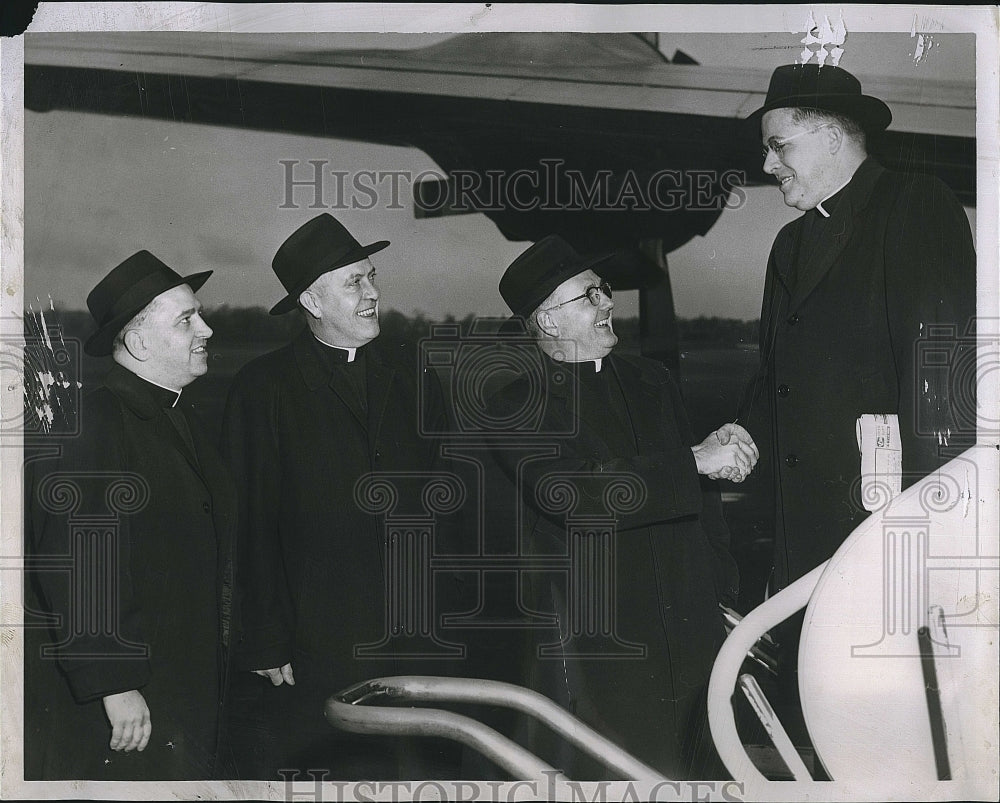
left=777, top=384, right=790, bottom=397
left=202, top=502, right=211, bottom=513
left=787, top=313, right=800, bottom=325
left=785, top=454, right=798, bottom=467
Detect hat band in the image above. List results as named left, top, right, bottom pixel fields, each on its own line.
left=280, top=242, right=369, bottom=294
left=506, top=252, right=606, bottom=318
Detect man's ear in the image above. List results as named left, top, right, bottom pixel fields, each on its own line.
left=299, top=288, right=322, bottom=320
left=122, top=329, right=148, bottom=362
left=825, top=123, right=845, bottom=154
left=534, top=310, right=558, bottom=338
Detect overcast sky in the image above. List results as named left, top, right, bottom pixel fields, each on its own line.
left=24, top=29, right=977, bottom=322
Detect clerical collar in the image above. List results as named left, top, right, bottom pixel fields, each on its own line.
left=815, top=171, right=857, bottom=218
left=548, top=355, right=603, bottom=373
left=314, top=335, right=357, bottom=363
left=132, top=373, right=182, bottom=408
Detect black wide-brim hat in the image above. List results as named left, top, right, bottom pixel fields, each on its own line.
left=499, top=235, right=614, bottom=320
left=747, top=63, right=892, bottom=133
left=84, top=250, right=212, bottom=357
left=269, top=213, right=389, bottom=315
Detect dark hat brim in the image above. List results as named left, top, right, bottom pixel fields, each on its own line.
left=746, top=93, right=892, bottom=133
left=506, top=250, right=616, bottom=320
left=84, top=270, right=213, bottom=357
left=269, top=240, right=390, bottom=316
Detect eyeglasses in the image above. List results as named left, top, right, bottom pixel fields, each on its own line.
left=761, top=123, right=832, bottom=160
left=541, top=281, right=613, bottom=311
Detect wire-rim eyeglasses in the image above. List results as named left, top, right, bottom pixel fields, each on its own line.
left=541, top=281, right=613, bottom=311
left=761, top=123, right=832, bottom=160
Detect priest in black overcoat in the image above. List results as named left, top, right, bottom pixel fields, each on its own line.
left=735, top=64, right=977, bottom=762
left=739, top=64, right=978, bottom=593
left=221, top=214, right=461, bottom=779
left=485, top=235, right=758, bottom=779
left=25, top=251, right=236, bottom=780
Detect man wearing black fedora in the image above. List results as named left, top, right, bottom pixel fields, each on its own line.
left=220, top=213, right=458, bottom=779
left=485, top=234, right=757, bottom=779
left=739, top=63, right=976, bottom=593
left=24, top=251, right=237, bottom=779
left=736, top=63, right=976, bottom=770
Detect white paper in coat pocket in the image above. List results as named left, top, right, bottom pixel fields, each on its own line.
left=855, top=413, right=902, bottom=512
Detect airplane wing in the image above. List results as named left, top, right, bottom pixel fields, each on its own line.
left=25, top=32, right=975, bottom=264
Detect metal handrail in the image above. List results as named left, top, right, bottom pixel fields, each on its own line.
left=720, top=604, right=780, bottom=675
left=706, top=561, right=826, bottom=784
left=326, top=675, right=669, bottom=782
left=326, top=691, right=563, bottom=781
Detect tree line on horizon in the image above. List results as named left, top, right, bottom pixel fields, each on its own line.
left=30, top=307, right=760, bottom=352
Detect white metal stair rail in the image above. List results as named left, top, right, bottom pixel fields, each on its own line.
left=325, top=675, right=668, bottom=783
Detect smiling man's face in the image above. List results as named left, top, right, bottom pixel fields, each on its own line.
left=761, top=108, right=842, bottom=211
left=301, top=257, right=380, bottom=347
left=539, top=269, right=617, bottom=361
left=130, top=283, right=213, bottom=389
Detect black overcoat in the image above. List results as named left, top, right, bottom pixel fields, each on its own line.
left=486, top=351, right=737, bottom=779
left=220, top=330, right=458, bottom=777
left=740, top=158, right=977, bottom=589
left=25, top=364, right=237, bottom=780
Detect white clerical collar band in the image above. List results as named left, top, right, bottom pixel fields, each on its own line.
left=817, top=175, right=855, bottom=218
left=564, top=358, right=603, bottom=372
left=139, top=374, right=182, bottom=406
left=550, top=355, right=603, bottom=372
left=315, top=336, right=357, bottom=362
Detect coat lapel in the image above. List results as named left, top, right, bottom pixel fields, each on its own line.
left=327, top=370, right=367, bottom=428
left=365, top=349, right=395, bottom=452
left=106, top=364, right=207, bottom=483
left=541, top=355, right=650, bottom=456
left=293, top=329, right=368, bottom=427
left=541, top=356, right=582, bottom=443
left=772, top=233, right=797, bottom=299
left=609, top=356, right=656, bottom=453
left=789, top=158, right=886, bottom=308
left=789, top=209, right=854, bottom=308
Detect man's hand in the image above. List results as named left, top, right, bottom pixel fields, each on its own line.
left=102, top=689, right=151, bottom=752
left=692, top=423, right=759, bottom=482
left=254, top=663, right=295, bottom=686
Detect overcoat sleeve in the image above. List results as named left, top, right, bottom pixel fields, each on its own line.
left=220, top=371, right=295, bottom=671
left=29, top=396, right=152, bottom=702
left=883, top=174, right=977, bottom=481
left=486, top=367, right=705, bottom=533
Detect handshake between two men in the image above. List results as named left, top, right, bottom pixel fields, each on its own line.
left=692, top=422, right=759, bottom=483
left=252, top=421, right=759, bottom=694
